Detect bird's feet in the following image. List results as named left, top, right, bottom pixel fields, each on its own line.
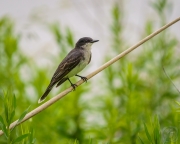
left=71, top=83, right=77, bottom=91
left=75, top=75, right=88, bottom=83
left=68, top=78, right=77, bottom=91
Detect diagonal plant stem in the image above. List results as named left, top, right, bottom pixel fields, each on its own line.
left=0, top=17, right=180, bottom=136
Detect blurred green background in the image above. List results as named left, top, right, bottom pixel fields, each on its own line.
left=0, top=0, right=180, bottom=143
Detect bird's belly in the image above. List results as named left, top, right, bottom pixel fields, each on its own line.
left=66, top=50, right=91, bottom=78
left=66, top=61, right=87, bottom=78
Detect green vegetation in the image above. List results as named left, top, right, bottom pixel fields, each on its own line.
left=0, top=0, right=180, bottom=143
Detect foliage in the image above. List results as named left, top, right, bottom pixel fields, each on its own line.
left=0, top=91, right=35, bottom=144
left=0, top=0, right=180, bottom=143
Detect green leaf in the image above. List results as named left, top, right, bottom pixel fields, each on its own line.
left=12, top=133, right=29, bottom=144
left=138, top=135, right=145, bottom=144
left=49, top=22, right=62, bottom=44
left=88, top=138, right=92, bottom=144
left=28, top=129, right=36, bottom=144
left=73, top=139, right=79, bottom=144
left=0, top=115, right=8, bottom=139
left=8, top=95, right=16, bottom=126
left=9, top=95, right=16, bottom=125
left=13, top=94, right=16, bottom=110
left=175, top=101, right=180, bottom=106
left=66, top=28, right=74, bottom=47
left=0, top=93, right=4, bottom=100
left=144, top=123, right=153, bottom=143
left=4, top=102, right=9, bottom=125
left=17, top=106, right=30, bottom=124
left=9, top=110, right=15, bottom=126
left=152, top=116, right=161, bottom=144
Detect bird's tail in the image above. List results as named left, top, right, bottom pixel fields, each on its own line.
left=38, top=84, right=53, bottom=103
left=56, top=78, right=67, bottom=87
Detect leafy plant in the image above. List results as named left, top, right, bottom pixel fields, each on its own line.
left=0, top=91, right=35, bottom=144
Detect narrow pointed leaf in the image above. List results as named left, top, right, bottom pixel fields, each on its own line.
left=138, top=135, right=145, bottom=144
left=12, top=133, right=29, bottom=144
left=144, top=123, right=153, bottom=143
left=17, top=106, right=30, bottom=124
left=0, top=115, right=8, bottom=139
left=4, top=102, right=9, bottom=125
left=13, top=94, right=16, bottom=110
left=9, top=110, right=15, bottom=125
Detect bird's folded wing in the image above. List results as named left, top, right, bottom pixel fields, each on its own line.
left=51, top=50, right=83, bottom=83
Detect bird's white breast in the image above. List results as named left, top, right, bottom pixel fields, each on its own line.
left=66, top=47, right=91, bottom=78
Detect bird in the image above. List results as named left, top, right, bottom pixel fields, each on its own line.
left=38, top=37, right=99, bottom=103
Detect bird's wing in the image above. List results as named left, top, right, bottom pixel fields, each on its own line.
left=50, top=49, right=84, bottom=84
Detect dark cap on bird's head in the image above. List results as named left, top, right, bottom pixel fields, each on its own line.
left=76, top=37, right=99, bottom=47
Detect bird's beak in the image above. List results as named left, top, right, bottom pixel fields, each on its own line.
left=91, top=40, right=99, bottom=43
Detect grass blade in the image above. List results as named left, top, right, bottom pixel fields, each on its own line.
left=138, top=135, right=145, bottom=144
left=144, top=123, right=153, bottom=143
left=12, top=133, right=29, bottom=144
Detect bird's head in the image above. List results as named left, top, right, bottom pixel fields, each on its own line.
left=76, top=37, right=99, bottom=50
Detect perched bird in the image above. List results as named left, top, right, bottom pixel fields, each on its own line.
left=38, top=37, right=99, bottom=103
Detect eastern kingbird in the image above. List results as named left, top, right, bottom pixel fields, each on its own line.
left=38, top=37, right=99, bottom=103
